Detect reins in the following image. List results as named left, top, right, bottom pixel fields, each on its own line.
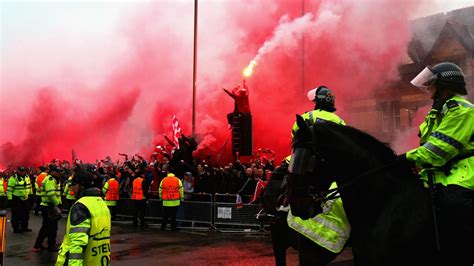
left=312, top=160, right=400, bottom=203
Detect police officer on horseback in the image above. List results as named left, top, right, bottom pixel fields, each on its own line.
left=403, top=62, right=473, bottom=265
left=287, top=86, right=351, bottom=265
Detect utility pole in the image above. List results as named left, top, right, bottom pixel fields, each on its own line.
left=301, top=0, right=305, bottom=93
left=192, top=0, right=198, bottom=136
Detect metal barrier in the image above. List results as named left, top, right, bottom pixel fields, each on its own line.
left=115, top=193, right=262, bottom=231
left=213, top=194, right=262, bottom=232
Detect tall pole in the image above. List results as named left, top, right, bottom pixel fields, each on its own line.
left=301, top=0, right=305, bottom=92
left=192, top=0, right=198, bottom=136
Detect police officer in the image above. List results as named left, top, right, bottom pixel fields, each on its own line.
left=102, top=172, right=119, bottom=221
left=402, top=62, right=473, bottom=265
left=56, top=164, right=111, bottom=266
left=62, top=174, right=77, bottom=213
left=0, top=171, right=7, bottom=210
left=34, top=165, right=62, bottom=251
left=288, top=86, right=351, bottom=265
left=7, top=166, right=32, bottom=233
left=159, top=173, right=183, bottom=231
left=34, top=166, right=48, bottom=216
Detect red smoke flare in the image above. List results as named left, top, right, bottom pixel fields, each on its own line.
left=1, top=0, right=428, bottom=166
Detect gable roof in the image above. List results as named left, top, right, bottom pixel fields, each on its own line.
left=407, top=6, right=474, bottom=65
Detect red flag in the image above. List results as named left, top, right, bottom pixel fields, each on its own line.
left=172, top=115, right=183, bottom=149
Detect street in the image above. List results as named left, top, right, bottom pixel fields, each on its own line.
left=3, top=210, right=353, bottom=265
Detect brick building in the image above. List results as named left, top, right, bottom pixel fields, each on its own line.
left=350, top=6, right=474, bottom=142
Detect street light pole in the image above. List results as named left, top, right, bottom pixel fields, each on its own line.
left=192, top=0, right=198, bottom=136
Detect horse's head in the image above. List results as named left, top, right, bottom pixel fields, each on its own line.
left=287, top=115, right=334, bottom=220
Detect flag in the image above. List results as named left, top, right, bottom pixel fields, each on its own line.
left=172, top=115, right=183, bottom=149
left=235, top=194, right=243, bottom=209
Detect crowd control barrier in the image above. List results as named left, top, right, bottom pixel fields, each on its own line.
left=116, top=192, right=263, bottom=231
left=213, top=193, right=263, bottom=232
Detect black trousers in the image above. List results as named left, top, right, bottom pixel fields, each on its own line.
left=161, top=206, right=178, bottom=230
left=437, top=185, right=472, bottom=266
left=11, top=196, right=29, bottom=231
left=35, top=206, right=58, bottom=248
left=270, top=220, right=290, bottom=266
left=132, top=200, right=146, bottom=224
left=0, top=196, right=7, bottom=210
left=33, top=195, right=42, bottom=215
left=107, top=205, right=117, bottom=220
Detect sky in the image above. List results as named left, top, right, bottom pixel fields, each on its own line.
left=1, top=0, right=473, bottom=166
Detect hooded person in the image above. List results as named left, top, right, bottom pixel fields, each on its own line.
left=56, top=164, right=111, bottom=265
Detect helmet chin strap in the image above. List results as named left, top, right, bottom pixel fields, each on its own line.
left=432, top=86, right=455, bottom=110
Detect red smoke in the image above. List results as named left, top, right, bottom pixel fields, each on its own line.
left=1, top=0, right=427, bottom=166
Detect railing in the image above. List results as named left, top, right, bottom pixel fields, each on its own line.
left=115, top=193, right=264, bottom=232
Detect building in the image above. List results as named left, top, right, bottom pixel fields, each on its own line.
left=350, top=6, right=474, bottom=142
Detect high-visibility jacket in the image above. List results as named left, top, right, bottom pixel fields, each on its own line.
left=102, top=178, right=119, bottom=206
left=159, top=176, right=183, bottom=207
left=287, top=182, right=350, bottom=253
left=41, top=176, right=62, bottom=206
left=7, top=174, right=32, bottom=201
left=56, top=191, right=111, bottom=266
left=35, top=172, right=48, bottom=196
left=407, top=96, right=474, bottom=190
left=291, top=109, right=346, bottom=139
left=63, top=176, right=76, bottom=200
left=288, top=109, right=350, bottom=253
left=0, top=178, right=6, bottom=196
left=131, top=177, right=145, bottom=200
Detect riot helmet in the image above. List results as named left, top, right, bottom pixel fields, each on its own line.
left=307, top=85, right=336, bottom=112
left=411, top=62, right=467, bottom=95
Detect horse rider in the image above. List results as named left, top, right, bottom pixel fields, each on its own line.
left=401, top=62, right=472, bottom=265
left=288, top=86, right=351, bottom=265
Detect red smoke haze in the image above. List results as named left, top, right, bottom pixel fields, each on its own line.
left=1, top=0, right=427, bottom=166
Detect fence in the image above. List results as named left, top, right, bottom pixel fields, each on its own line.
left=116, top=193, right=264, bottom=231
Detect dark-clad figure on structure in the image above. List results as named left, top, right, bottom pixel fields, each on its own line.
left=224, top=80, right=253, bottom=157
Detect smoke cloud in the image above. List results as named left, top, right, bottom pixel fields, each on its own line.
left=1, top=0, right=429, bottom=166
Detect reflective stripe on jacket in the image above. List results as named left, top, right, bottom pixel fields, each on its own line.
left=103, top=178, right=119, bottom=205
left=56, top=196, right=111, bottom=266
left=41, top=176, right=62, bottom=206
left=63, top=176, right=76, bottom=200
left=131, top=177, right=144, bottom=200
left=0, top=179, right=6, bottom=196
left=159, top=177, right=183, bottom=207
left=407, top=96, right=474, bottom=190
left=292, top=109, right=346, bottom=139
left=287, top=182, right=350, bottom=253
left=7, top=174, right=32, bottom=200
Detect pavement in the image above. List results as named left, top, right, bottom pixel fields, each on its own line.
left=3, top=210, right=353, bottom=265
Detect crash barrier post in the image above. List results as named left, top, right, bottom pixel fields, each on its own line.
left=0, top=210, right=6, bottom=266
left=213, top=193, right=263, bottom=232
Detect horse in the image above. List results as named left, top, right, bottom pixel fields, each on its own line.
left=261, top=161, right=347, bottom=266
left=287, top=115, right=442, bottom=266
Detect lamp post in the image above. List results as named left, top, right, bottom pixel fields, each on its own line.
left=192, top=0, right=198, bottom=136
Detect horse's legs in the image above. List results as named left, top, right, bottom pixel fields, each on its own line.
left=270, top=221, right=290, bottom=266
left=297, top=234, right=339, bottom=266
